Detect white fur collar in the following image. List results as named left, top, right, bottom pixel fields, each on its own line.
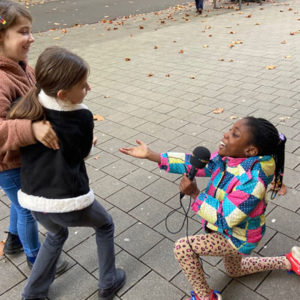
left=38, top=89, right=88, bottom=112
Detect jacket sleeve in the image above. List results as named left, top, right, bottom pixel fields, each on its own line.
left=194, top=164, right=268, bottom=230
left=0, top=78, right=36, bottom=153
left=158, top=152, right=213, bottom=177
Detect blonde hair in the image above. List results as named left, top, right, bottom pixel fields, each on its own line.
left=9, top=46, right=89, bottom=121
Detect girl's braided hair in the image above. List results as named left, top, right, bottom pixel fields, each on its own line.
left=244, top=116, right=286, bottom=199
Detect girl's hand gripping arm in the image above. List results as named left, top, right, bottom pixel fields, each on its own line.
left=119, top=139, right=161, bottom=163
left=32, top=120, right=59, bottom=150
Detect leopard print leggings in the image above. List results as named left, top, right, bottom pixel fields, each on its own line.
left=174, top=232, right=290, bottom=299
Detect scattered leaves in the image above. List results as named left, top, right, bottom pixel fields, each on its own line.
left=213, top=107, right=224, bottom=114
left=266, top=65, right=276, bottom=70
left=93, top=115, right=104, bottom=121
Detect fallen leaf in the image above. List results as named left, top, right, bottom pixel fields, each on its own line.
left=281, top=40, right=287, bottom=44
left=61, top=28, right=67, bottom=34
left=165, top=74, right=170, bottom=77
left=147, top=73, right=153, bottom=77
left=285, top=55, right=291, bottom=59
left=230, top=115, right=237, bottom=120
left=179, top=49, right=184, bottom=54
left=139, top=25, right=144, bottom=29
left=203, top=44, right=209, bottom=48
left=190, top=75, right=195, bottom=79
left=0, top=240, right=4, bottom=256
left=246, top=15, right=252, bottom=18
left=229, top=31, right=236, bottom=34
left=154, top=45, right=158, bottom=49
left=53, top=37, right=60, bottom=40
left=93, top=115, right=104, bottom=121
left=208, top=34, right=213, bottom=37
left=229, top=59, right=234, bottom=62
left=266, top=65, right=276, bottom=70
left=104, top=95, right=110, bottom=98
left=213, top=107, right=224, bottom=114
left=205, top=25, right=211, bottom=29
left=218, top=58, right=225, bottom=61
left=161, top=20, right=166, bottom=24
left=125, top=57, right=131, bottom=61
left=255, top=22, right=260, bottom=25
left=93, top=155, right=100, bottom=160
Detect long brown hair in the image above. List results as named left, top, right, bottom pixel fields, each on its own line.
left=0, top=0, right=32, bottom=33
left=9, top=46, right=89, bottom=121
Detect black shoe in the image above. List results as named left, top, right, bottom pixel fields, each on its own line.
left=98, top=268, right=126, bottom=300
left=4, top=232, right=23, bottom=255
left=27, top=256, right=68, bottom=275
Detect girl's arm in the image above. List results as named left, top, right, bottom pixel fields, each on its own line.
left=119, top=140, right=161, bottom=163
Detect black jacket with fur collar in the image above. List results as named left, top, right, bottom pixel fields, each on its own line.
left=18, top=90, right=95, bottom=213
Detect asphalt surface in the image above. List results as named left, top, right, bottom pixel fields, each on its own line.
left=27, top=0, right=193, bottom=32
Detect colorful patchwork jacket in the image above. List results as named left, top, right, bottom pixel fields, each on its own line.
left=159, top=152, right=275, bottom=254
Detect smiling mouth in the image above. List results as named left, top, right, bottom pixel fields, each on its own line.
left=219, top=141, right=225, bottom=149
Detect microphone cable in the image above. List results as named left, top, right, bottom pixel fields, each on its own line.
left=165, top=191, right=210, bottom=278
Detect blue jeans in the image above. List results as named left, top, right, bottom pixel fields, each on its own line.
left=195, top=0, right=204, bottom=9
left=0, top=168, right=40, bottom=257
left=23, top=200, right=116, bottom=299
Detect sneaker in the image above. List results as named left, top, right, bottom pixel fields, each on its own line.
left=98, top=268, right=126, bottom=300
left=27, top=256, right=68, bottom=275
left=3, top=232, right=23, bottom=255
left=286, top=246, right=300, bottom=275
left=185, top=290, right=222, bottom=300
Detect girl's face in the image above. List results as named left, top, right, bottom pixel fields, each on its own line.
left=219, top=119, right=258, bottom=158
left=0, top=16, right=34, bottom=62
left=64, top=74, right=91, bottom=104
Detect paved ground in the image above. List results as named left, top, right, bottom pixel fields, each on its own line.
left=1, top=0, right=300, bottom=299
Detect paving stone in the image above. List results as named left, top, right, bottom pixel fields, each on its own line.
left=121, top=168, right=159, bottom=190
left=142, top=178, right=179, bottom=203
left=140, top=238, right=181, bottom=280
left=129, top=198, right=173, bottom=228
left=115, top=223, right=163, bottom=258
left=122, top=271, right=184, bottom=300
left=48, top=264, right=98, bottom=300
left=0, top=259, right=25, bottom=295
left=0, top=200, right=9, bottom=220
left=272, top=188, right=300, bottom=212
left=0, top=280, right=26, bottom=300
left=101, top=158, right=138, bottom=179
left=259, top=233, right=300, bottom=257
left=222, top=280, right=265, bottom=300
left=154, top=211, right=201, bottom=242
left=92, top=175, right=126, bottom=199
left=266, top=206, right=300, bottom=239
left=63, top=226, right=94, bottom=252
left=109, top=207, right=137, bottom=237
left=257, top=270, right=300, bottom=300
left=106, top=186, right=149, bottom=212
left=86, top=151, right=119, bottom=169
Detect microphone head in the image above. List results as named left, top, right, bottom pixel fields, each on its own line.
left=190, top=146, right=211, bottom=169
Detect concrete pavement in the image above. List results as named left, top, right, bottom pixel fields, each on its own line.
left=1, top=0, right=300, bottom=299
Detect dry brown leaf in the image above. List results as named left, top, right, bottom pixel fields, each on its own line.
left=208, top=34, right=213, bottom=37
left=179, top=49, right=184, bottom=54
left=147, top=73, right=153, bottom=77
left=205, top=25, right=211, bottom=29
left=229, top=43, right=235, bottom=48
left=0, top=240, right=5, bottom=257
left=190, top=75, right=195, bottom=79
left=125, top=58, right=131, bottom=61
left=229, top=59, right=234, bottom=62
left=154, top=45, right=158, bottom=49
left=230, top=115, right=237, bottom=120
left=161, top=20, right=166, bottom=24
left=165, top=74, right=170, bottom=77
left=139, top=25, right=144, bottom=29
left=203, top=44, right=209, bottom=48
left=229, top=31, right=236, bottom=34
left=266, top=65, right=276, bottom=70
left=213, top=107, right=224, bottom=114
left=93, top=155, right=100, bottom=160
left=93, top=115, right=104, bottom=121
left=218, top=58, right=225, bottom=61
left=285, top=55, right=292, bottom=59
left=255, top=22, right=260, bottom=25
left=61, top=28, right=67, bottom=34
left=104, top=95, right=110, bottom=98
left=246, top=15, right=252, bottom=18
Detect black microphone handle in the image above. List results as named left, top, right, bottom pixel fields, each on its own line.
left=180, top=166, right=198, bottom=200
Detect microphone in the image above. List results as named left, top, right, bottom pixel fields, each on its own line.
left=180, top=146, right=211, bottom=199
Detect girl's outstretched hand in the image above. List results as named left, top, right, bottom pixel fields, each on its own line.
left=119, top=140, right=161, bottom=163
left=119, top=139, right=149, bottom=158
left=180, top=175, right=200, bottom=199
left=32, top=120, right=59, bottom=150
